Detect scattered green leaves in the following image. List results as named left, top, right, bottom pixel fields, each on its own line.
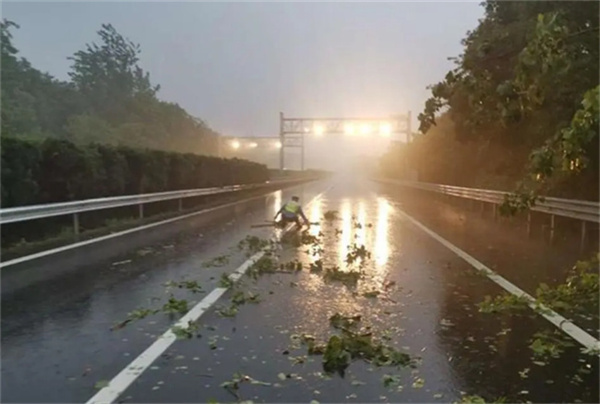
left=345, top=243, right=371, bottom=266
left=478, top=294, right=530, bottom=314
left=454, top=394, right=507, bottom=404
left=165, top=280, right=204, bottom=294
left=217, top=304, right=239, bottom=318
left=307, top=315, right=416, bottom=376
left=529, top=330, right=574, bottom=361
left=231, top=290, right=261, bottom=305
left=238, top=235, right=271, bottom=256
left=329, top=313, right=362, bottom=330
left=172, top=321, right=201, bottom=339
left=248, top=255, right=278, bottom=278
left=162, top=296, right=188, bottom=314
left=219, top=273, right=234, bottom=288
left=221, top=373, right=271, bottom=399
left=309, top=259, right=324, bottom=273
left=202, top=255, right=230, bottom=268
left=363, top=289, right=380, bottom=298
left=111, top=307, right=160, bottom=330
left=382, top=374, right=401, bottom=388
left=94, top=380, right=109, bottom=389
left=323, top=266, right=361, bottom=285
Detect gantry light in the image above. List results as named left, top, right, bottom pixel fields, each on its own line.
left=344, top=123, right=355, bottom=135
left=314, top=124, right=324, bottom=136
left=360, top=123, right=371, bottom=135
left=379, top=122, right=391, bottom=136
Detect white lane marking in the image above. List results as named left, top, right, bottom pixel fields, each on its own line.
left=86, top=191, right=326, bottom=404
left=1, top=181, right=322, bottom=269
left=85, top=285, right=230, bottom=404
left=396, top=208, right=600, bottom=352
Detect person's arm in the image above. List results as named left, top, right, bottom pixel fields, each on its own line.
left=298, top=207, right=309, bottom=224
left=274, top=206, right=284, bottom=220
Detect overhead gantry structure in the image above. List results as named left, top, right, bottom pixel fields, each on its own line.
left=221, top=111, right=413, bottom=171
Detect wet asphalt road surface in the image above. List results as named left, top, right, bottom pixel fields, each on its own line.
left=2, top=175, right=598, bottom=403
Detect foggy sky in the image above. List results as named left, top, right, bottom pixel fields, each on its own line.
left=3, top=1, right=482, bottom=138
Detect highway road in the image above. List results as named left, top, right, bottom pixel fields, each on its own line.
left=2, top=175, right=598, bottom=403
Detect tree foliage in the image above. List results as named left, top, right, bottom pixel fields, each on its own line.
left=1, top=137, right=268, bottom=208
left=1, top=20, right=220, bottom=155
left=68, top=23, right=159, bottom=122
left=386, top=1, right=599, bottom=199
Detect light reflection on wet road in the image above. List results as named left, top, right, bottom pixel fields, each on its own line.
left=1, top=175, right=597, bottom=403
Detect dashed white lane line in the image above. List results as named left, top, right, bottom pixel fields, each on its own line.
left=86, top=190, right=327, bottom=404
left=396, top=208, right=600, bottom=353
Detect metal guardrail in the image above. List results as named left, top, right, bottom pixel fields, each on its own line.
left=375, top=179, right=600, bottom=224
left=0, top=177, right=314, bottom=232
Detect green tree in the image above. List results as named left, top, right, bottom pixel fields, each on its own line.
left=63, top=114, right=116, bottom=145
left=1, top=20, right=41, bottom=137
left=407, top=1, right=599, bottom=199
left=2, top=20, right=220, bottom=157
left=1, top=19, right=83, bottom=139
left=68, top=23, right=159, bottom=123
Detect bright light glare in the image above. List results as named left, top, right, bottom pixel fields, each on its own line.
left=379, top=122, right=392, bottom=136
left=344, top=123, right=355, bottom=135
left=314, top=124, right=324, bottom=136
left=360, top=124, right=371, bottom=135
left=231, top=140, right=240, bottom=149
left=274, top=141, right=282, bottom=149
left=249, top=142, right=258, bottom=148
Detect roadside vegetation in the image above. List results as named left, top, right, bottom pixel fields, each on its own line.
left=380, top=2, right=599, bottom=382
left=0, top=19, right=275, bottom=254
left=380, top=1, right=598, bottom=202
left=1, top=20, right=221, bottom=157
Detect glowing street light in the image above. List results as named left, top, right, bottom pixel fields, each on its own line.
left=274, top=141, right=282, bottom=149
left=231, top=140, right=240, bottom=149
left=379, top=122, right=391, bottom=136
left=248, top=142, right=258, bottom=148
left=314, top=124, right=324, bottom=136
left=360, top=123, right=371, bottom=135
left=344, top=123, right=355, bottom=135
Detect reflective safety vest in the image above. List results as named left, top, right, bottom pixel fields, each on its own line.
left=283, top=201, right=300, bottom=214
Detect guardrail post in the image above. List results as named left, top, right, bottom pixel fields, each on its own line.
left=492, top=204, right=497, bottom=220
left=480, top=201, right=485, bottom=215
left=139, top=204, right=144, bottom=219
left=526, top=212, right=532, bottom=237
left=549, top=214, right=555, bottom=244
left=178, top=198, right=183, bottom=212
left=73, top=213, right=80, bottom=237
left=580, top=221, right=586, bottom=252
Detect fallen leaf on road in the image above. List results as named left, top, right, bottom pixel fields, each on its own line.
left=412, top=377, right=425, bottom=389
left=94, top=380, right=109, bottom=389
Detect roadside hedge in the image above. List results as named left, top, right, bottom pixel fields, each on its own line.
left=1, top=137, right=269, bottom=208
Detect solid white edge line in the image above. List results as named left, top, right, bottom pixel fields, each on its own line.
left=395, top=208, right=600, bottom=353
left=1, top=180, right=321, bottom=269
left=86, top=190, right=326, bottom=404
